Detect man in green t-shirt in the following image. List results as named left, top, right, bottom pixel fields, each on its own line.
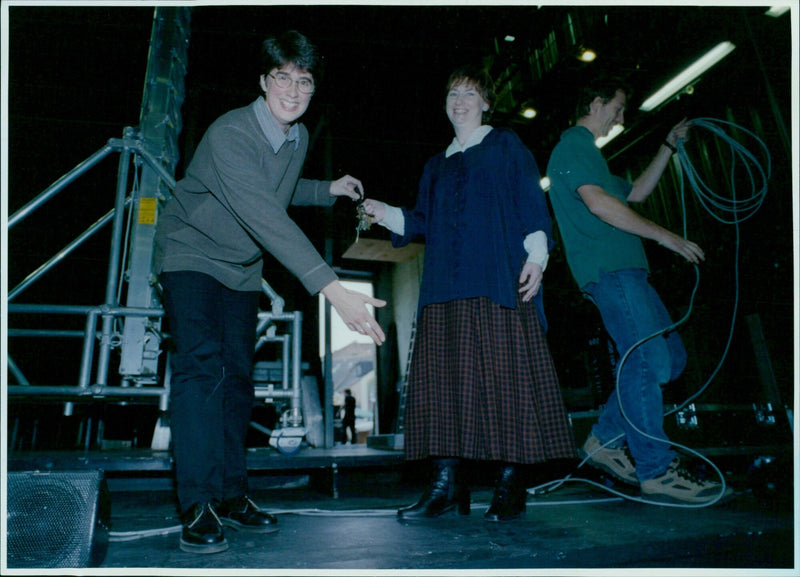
left=547, top=76, right=731, bottom=505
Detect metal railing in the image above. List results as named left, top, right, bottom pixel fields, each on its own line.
left=6, top=7, right=307, bottom=452
left=8, top=132, right=172, bottom=413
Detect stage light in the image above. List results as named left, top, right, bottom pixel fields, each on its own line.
left=579, top=48, right=596, bottom=62
left=639, top=41, right=736, bottom=112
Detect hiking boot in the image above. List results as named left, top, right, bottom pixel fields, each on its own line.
left=580, top=434, right=639, bottom=485
left=641, top=459, right=734, bottom=504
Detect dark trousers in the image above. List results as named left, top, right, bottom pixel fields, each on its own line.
left=342, top=418, right=357, bottom=443
left=161, top=271, right=259, bottom=514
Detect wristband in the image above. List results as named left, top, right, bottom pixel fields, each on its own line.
left=663, top=141, right=677, bottom=154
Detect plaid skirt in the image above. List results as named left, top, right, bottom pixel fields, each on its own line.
left=404, top=296, right=575, bottom=463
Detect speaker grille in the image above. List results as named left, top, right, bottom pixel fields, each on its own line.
left=7, top=470, right=110, bottom=568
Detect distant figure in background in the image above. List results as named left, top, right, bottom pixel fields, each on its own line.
left=363, top=64, right=575, bottom=522
left=342, top=388, right=357, bottom=444
left=154, top=30, right=386, bottom=555
left=546, top=75, right=731, bottom=504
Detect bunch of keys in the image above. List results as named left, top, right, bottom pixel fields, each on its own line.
left=354, top=185, right=372, bottom=243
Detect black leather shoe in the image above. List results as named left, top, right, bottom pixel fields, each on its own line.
left=398, top=458, right=470, bottom=519
left=485, top=465, right=527, bottom=522
left=217, top=495, right=279, bottom=533
left=180, top=502, right=228, bottom=554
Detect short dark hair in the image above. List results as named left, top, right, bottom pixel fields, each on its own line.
left=574, top=76, right=632, bottom=122
left=446, top=64, right=496, bottom=124
left=260, top=30, right=323, bottom=84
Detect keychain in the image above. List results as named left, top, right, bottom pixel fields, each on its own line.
left=354, top=186, right=371, bottom=243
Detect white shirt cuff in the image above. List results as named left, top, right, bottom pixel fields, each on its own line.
left=524, top=230, right=549, bottom=271
left=377, top=203, right=405, bottom=236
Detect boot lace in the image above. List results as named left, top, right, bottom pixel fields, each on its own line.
left=188, top=503, right=222, bottom=529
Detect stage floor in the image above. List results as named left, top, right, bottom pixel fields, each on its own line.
left=9, top=445, right=792, bottom=575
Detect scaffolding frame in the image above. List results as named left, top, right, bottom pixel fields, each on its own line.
left=6, top=7, right=308, bottom=451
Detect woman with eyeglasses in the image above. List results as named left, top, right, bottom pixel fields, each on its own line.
left=154, top=30, right=386, bottom=555
left=362, top=64, right=575, bottom=522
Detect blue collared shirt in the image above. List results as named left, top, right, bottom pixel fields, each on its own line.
left=252, top=97, right=300, bottom=152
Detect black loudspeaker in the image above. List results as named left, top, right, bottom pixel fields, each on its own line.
left=6, top=470, right=111, bottom=568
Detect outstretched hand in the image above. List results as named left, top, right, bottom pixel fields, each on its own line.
left=658, top=230, right=705, bottom=264
left=361, top=199, right=387, bottom=223
left=330, top=175, right=365, bottom=201
left=321, top=280, right=387, bottom=345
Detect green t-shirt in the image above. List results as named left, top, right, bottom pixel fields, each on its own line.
left=546, top=125, right=649, bottom=289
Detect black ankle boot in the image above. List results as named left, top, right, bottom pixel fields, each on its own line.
left=398, top=458, right=470, bottom=519
left=485, top=464, right=527, bottom=522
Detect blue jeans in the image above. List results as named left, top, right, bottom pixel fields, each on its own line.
left=161, top=271, right=260, bottom=513
left=583, top=269, right=686, bottom=481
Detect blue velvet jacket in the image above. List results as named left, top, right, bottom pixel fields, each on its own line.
left=392, top=128, right=554, bottom=328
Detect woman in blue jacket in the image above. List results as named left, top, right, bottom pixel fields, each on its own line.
left=363, top=64, right=574, bottom=522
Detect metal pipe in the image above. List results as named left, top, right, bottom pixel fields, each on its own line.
left=290, top=310, right=303, bottom=426
left=255, top=316, right=271, bottom=337
left=254, top=388, right=297, bottom=400
left=9, top=206, right=125, bottom=302
left=6, top=384, right=168, bottom=399
left=96, top=134, right=134, bottom=387
left=11, top=418, right=20, bottom=449
left=85, top=417, right=94, bottom=451
left=281, top=334, right=290, bottom=391
left=7, top=356, right=31, bottom=386
left=255, top=333, right=289, bottom=355
left=8, top=303, right=164, bottom=318
left=79, top=310, right=100, bottom=389
left=323, top=298, right=334, bottom=448
left=8, top=303, right=97, bottom=315
left=8, top=143, right=115, bottom=229
left=8, top=329, right=87, bottom=338
left=134, top=143, right=177, bottom=190
left=160, top=354, right=172, bottom=412
left=248, top=421, right=273, bottom=437
left=94, top=291, right=116, bottom=389
left=250, top=308, right=303, bottom=424
left=256, top=310, right=298, bottom=323
left=260, top=278, right=285, bottom=314
left=9, top=304, right=163, bottom=390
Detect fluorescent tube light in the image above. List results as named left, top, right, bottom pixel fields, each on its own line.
left=639, top=41, right=736, bottom=112
left=596, top=124, right=624, bottom=149
left=765, top=5, right=790, bottom=17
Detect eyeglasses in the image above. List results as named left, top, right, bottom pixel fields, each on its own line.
left=269, top=72, right=315, bottom=94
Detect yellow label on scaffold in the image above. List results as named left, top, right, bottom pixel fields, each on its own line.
left=138, top=197, right=157, bottom=225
